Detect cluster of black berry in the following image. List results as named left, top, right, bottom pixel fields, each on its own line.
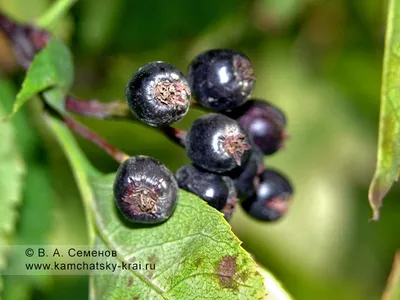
left=113, top=49, right=293, bottom=224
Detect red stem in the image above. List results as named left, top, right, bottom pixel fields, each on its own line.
left=63, top=115, right=129, bottom=164
left=65, top=96, right=133, bottom=119
left=160, top=126, right=186, bottom=147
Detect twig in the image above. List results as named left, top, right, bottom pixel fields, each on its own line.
left=66, top=97, right=187, bottom=147
left=63, top=114, right=130, bottom=164
left=65, top=96, right=133, bottom=120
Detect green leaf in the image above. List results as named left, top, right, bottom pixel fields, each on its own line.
left=257, top=265, right=293, bottom=300
left=369, top=0, right=400, bottom=221
left=4, top=39, right=73, bottom=120
left=91, top=182, right=265, bottom=299
left=45, top=115, right=266, bottom=299
left=0, top=86, right=25, bottom=295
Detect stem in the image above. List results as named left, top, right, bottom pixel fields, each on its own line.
left=65, top=96, right=133, bottom=120
left=63, top=114, right=130, bottom=164
left=66, top=97, right=187, bottom=147
left=36, top=0, right=78, bottom=29
left=160, top=126, right=187, bottom=147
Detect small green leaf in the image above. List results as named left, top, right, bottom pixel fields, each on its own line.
left=0, top=87, right=25, bottom=295
left=369, top=0, right=400, bottom=221
left=46, top=115, right=266, bottom=299
left=4, top=39, right=73, bottom=120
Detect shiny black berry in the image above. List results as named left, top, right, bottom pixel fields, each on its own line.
left=125, top=62, right=191, bottom=127
left=226, top=147, right=264, bottom=199
left=226, top=99, right=287, bottom=155
left=186, top=113, right=252, bottom=173
left=113, top=156, right=178, bottom=224
left=241, top=169, right=293, bottom=222
left=175, top=165, right=235, bottom=211
left=188, top=49, right=255, bottom=111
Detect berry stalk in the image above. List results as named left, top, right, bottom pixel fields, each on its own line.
left=66, top=97, right=188, bottom=147
left=63, top=114, right=130, bottom=164
left=65, top=96, right=133, bottom=120
left=159, top=126, right=186, bottom=147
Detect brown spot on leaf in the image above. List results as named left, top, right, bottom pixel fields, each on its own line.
left=127, top=278, right=133, bottom=287
left=148, top=254, right=158, bottom=265
left=217, top=255, right=238, bottom=289
left=133, top=297, right=139, bottom=300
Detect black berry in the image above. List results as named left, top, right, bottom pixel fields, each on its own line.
left=241, top=169, right=293, bottom=222
left=113, top=156, right=178, bottom=224
left=188, top=49, right=255, bottom=111
left=226, top=147, right=264, bottom=199
left=175, top=165, right=235, bottom=211
left=227, top=99, right=287, bottom=155
left=185, top=113, right=252, bottom=173
left=125, top=62, right=191, bottom=127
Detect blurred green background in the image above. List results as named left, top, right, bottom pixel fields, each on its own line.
left=0, top=0, right=399, bottom=299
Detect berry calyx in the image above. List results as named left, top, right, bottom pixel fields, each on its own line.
left=226, top=99, right=287, bottom=155
left=241, top=169, right=293, bottom=222
left=125, top=61, right=191, bottom=127
left=185, top=113, right=252, bottom=173
left=175, top=164, right=236, bottom=211
left=113, top=156, right=178, bottom=224
left=188, top=49, right=255, bottom=111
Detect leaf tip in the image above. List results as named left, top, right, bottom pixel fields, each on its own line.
left=368, top=172, right=393, bottom=222
left=369, top=210, right=380, bottom=222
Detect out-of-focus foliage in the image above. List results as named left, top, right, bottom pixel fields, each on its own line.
left=381, top=251, right=400, bottom=300
left=0, top=0, right=399, bottom=299
left=0, top=81, right=25, bottom=295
